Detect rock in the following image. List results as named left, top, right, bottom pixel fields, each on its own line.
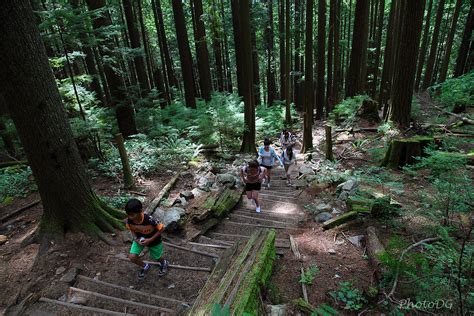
left=338, top=179, right=359, bottom=193
left=197, top=177, right=210, bottom=190
left=331, top=208, right=342, bottom=215
left=267, top=304, right=287, bottom=316
left=216, top=173, right=236, bottom=188
left=60, top=267, right=80, bottom=285
left=172, top=197, right=188, bottom=207
left=167, top=284, right=176, bottom=289
left=180, top=191, right=194, bottom=200
left=338, top=191, right=350, bottom=201
left=153, top=207, right=186, bottom=231
left=55, top=266, right=66, bottom=275
left=314, top=212, right=333, bottom=223
left=347, top=235, right=364, bottom=248
left=299, top=165, right=315, bottom=176
left=0, top=235, right=8, bottom=245
left=191, top=188, right=207, bottom=198
left=315, top=203, right=332, bottom=213
left=68, top=294, right=88, bottom=305
left=310, top=180, right=331, bottom=191
left=328, top=249, right=337, bottom=255
left=121, top=230, right=134, bottom=243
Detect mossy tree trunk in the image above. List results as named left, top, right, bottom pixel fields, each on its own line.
left=0, top=0, right=124, bottom=247
left=382, top=137, right=432, bottom=169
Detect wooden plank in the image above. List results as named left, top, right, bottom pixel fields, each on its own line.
left=163, top=241, right=219, bottom=259
left=208, top=232, right=290, bottom=244
left=230, top=214, right=292, bottom=225
left=290, top=235, right=301, bottom=260
left=115, top=256, right=212, bottom=272
left=187, top=242, right=230, bottom=249
left=69, top=287, right=176, bottom=314
left=39, top=297, right=134, bottom=315
left=225, top=220, right=304, bottom=231
left=76, top=275, right=187, bottom=305
left=300, top=267, right=309, bottom=302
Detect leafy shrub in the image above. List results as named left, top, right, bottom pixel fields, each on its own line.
left=299, top=265, right=320, bottom=285
left=329, top=95, right=371, bottom=126
left=329, top=281, right=367, bottom=311
left=429, top=71, right=474, bottom=111
left=0, top=166, right=37, bottom=203
left=102, top=194, right=144, bottom=209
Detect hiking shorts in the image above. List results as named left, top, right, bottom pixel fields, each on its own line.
left=130, top=241, right=164, bottom=260
left=245, top=182, right=261, bottom=191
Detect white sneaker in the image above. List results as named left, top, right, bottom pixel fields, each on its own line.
left=256, top=206, right=261, bottom=213
left=267, top=182, right=271, bottom=188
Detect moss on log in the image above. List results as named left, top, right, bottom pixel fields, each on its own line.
left=382, top=136, right=433, bottom=169
left=202, top=187, right=243, bottom=218
left=322, top=211, right=359, bottom=230
left=188, top=229, right=276, bottom=316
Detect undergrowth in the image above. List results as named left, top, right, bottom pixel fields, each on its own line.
left=0, top=166, right=37, bottom=205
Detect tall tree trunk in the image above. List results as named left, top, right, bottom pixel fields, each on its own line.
left=345, top=0, right=369, bottom=97
left=238, top=0, right=256, bottom=153
left=327, top=0, right=335, bottom=114
left=231, top=0, right=244, bottom=96
left=123, top=0, right=150, bottom=96
left=422, top=0, right=445, bottom=89
left=454, top=5, right=474, bottom=77
left=251, top=30, right=261, bottom=106
left=279, top=0, right=286, bottom=100
left=438, top=0, right=463, bottom=83
left=152, top=0, right=178, bottom=91
left=211, top=0, right=225, bottom=92
left=192, top=0, right=212, bottom=100
left=293, top=0, right=302, bottom=110
left=389, top=0, right=425, bottom=128
left=415, top=0, right=433, bottom=91
left=316, top=0, right=326, bottom=120
left=86, top=0, right=137, bottom=137
left=265, top=0, right=277, bottom=106
left=371, top=0, right=384, bottom=98
left=345, top=0, right=353, bottom=82
left=137, top=0, right=156, bottom=90
left=220, top=0, right=233, bottom=92
left=378, top=0, right=396, bottom=109
left=303, top=0, right=314, bottom=153
left=333, top=0, right=342, bottom=103
left=433, top=5, right=453, bottom=83
left=172, top=0, right=197, bottom=108
left=285, top=0, right=291, bottom=124
left=0, top=0, right=123, bottom=245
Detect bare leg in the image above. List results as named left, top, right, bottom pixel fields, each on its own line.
left=284, top=164, right=290, bottom=183
left=252, top=190, right=260, bottom=207
left=129, top=254, right=145, bottom=268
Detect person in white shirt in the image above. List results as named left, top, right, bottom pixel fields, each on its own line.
left=281, top=145, right=297, bottom=186
left=279, top=130, right=296, bottom=150
left=257, top=138, right=283, bottom=188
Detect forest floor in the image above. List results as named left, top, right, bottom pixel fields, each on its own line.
left=0, top=93, right=471, bottom=315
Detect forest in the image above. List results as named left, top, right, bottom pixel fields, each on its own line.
left=0, top=0, right=472, bottom=315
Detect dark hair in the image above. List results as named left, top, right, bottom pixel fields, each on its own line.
left=263, top=138, right=271, bottom=146
left=286, top=146, right=293, bottom=161
left=125, top=198, right=143, bottom=214
left=248, top=160, right=259, bottom=169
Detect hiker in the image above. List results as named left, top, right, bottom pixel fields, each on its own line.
left=240, top=160, right=267, bottom=213
left=258, top=138, right=283, bottom=188
left=279, top=129, right=296, bottom=150
left=125, top=198, right=169, bottom=279
left=281, top=145, right=297, bottom=186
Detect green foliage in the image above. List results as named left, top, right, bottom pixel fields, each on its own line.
left=311, top=303, right=339, bottom=315
left=329, top=95, right=371, bottom=126
left=429, top=71, right=474, bottom=111
left=329, top=281, right=367, bottom=311
left=0, top=166, right=37, bottom=204
left=102, top=194, right=144, bottom=209
left=299, top=265, right=320, bottom=285
left=211, top=303, right=230, bottom=316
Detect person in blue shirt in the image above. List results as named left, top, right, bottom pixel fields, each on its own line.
left=258, top=138, right=283, bottom=188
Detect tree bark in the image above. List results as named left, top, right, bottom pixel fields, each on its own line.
left=172, top=0, right=197, bottom=108
left=231, top=0, right=244, bottom=97
left=86, top=0, right=137, bottom=137
left=302, top=0, right=314, bottom=153
left=345, top=0, right=370, bottom=97
left=316, top=0, right=326, bottom=120
left=211, top=0, right=225, bottom=92
left=122, top=0, right=150, bottom=96
left=192, top=0, right=213, bottom=101
left=371, top=0, right=384, bottom=98
left=265, top=0, right=277, bottom=106
left=378, top=0, right=396, bottom=109
left=251, top=29, right=261, bottom=106
left=454, top=5, right=473, bottom=77
left=389, top=0, right=426, bottom=128
left=332, top=0, right=342, bottom=103
left=438, top=0, right=463, bottom=83
left=137, top=0, right=156, bottom=91
left=293, top=0, right=302, bottom=110
left=220, top=0, right=233, bottom=92
left=279, top=0, right=286, bottom=100
left=327, top=0, right=335, bottom=114
left=238, top=0, right=256, bottom=153
left=415, top=0, right=433, bottom=91
left=0, top=0, right=123, bottom=244
left=285, top=0, right=291, bottom=124
left=422, top=0, right=445, bottom=89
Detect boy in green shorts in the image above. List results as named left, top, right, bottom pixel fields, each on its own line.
left=125, top=198, right=169, bottom=279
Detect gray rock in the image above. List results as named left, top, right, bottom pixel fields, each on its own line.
left=180, top=191, right=194, bottom=200
left=268, top=304, right=287, bottom=316
left=315, top=203, right=332, bottom=213
left=60, top=267, right=80, bottom=285
left=299, top=165, right=315, bottom=176
left=347, top=235, right=364, bottom=248
left=314, top=212, right=333, bottom=223
left=172, top=197, right=188, bottom=207
left=153, top=207, right=186, bottom=230
left=338, top=191, right=350, bottom=201
left=337, top=179, right=359, bottom=195
left=328, top=249, right=337, bottom=255
left=191, top=188, right=207, bottom=198
left=197, top=176, right=210, bottom=189
left=55, top=267, right=66, bottom=275
left=216, top=173, right=236, bottom=187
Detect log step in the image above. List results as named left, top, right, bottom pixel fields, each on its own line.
left=38, top=297, right=133, bottom=316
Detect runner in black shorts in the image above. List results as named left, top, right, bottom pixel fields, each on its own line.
left=240, top=160, right=267, bottom=213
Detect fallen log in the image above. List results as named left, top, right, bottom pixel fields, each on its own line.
left=322, top=211, right=359, bottom=230
left=189, top=229, right=276, bottom=316
left=290, top=235, right=301, bottom=260
left=300, top=267, right=309, bottom=302
left=366, top=226, right=386, bottom=280
left=293, top=298, right=315, bottom=314
left=0, top=199, right=41, bottom=223
left=163, top=241, right=219, bottom=259
left=147, top=172, right=181, bottom=216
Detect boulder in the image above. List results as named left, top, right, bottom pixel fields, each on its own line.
left=180, top=191, right=194, bottom=200
left=216, top=173, right=237, bottom=188
left=0, top=235, right=8, bottom=245
left=336, top=179, right=359, bottom=200
left=191, top=188, right=207, bottom=199
left=299, top=165, right=315, bottom=176
left=315, top=203, right=332, bottom=213
left=314, top=212, right=333, bottom=223
left=153, top=207, right=186, bottom=231
left=60, top=267, right=81, bottom=285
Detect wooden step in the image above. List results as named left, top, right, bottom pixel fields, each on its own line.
left=38, top=297, right=133, bottom=316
